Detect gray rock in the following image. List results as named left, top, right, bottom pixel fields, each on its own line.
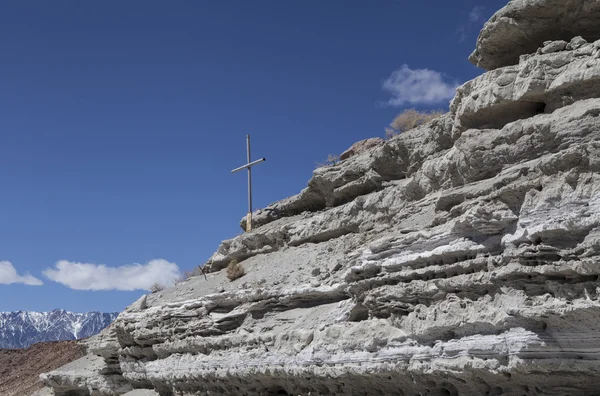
left=339, top=137, right=385, bottom=161
left=239, top=187, right=326, bottom=231
left=31, top=388, right=53, bottom=396
left=40, top=353, right=132, bottom=396
left=470, top=0, right=600, bottom=70
left=122, top=391, right=159, bottom=396
left=237, top=113, right=455, bottom=233
left=39, top=1, right=600, bottom=395
left=452, top=46, right=600, bottom=132
left=540, top=40, right=568, bottom=54
left=130, top=295, right=147, bottom=311
left=238, top=143, right=402, bottom=232
left=53, top=97, right=600, bottom=395
left=567, top=36, right=588, bottom=50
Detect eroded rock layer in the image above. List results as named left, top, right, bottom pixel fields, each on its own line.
left=470, top=0, right=600, bottom=70
left=41, top=1, right=600, bottom=395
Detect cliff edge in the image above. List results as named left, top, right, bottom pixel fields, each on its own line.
left=40, top=1, right=600, bottom=395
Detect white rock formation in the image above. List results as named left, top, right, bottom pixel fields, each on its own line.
left=339, top=138, right=385, bottom=161
left=470, top=0, right=600, bottom=70
left=40, top=1, right=600, bottom=395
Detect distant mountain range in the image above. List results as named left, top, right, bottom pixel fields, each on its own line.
left=0, top=309, right=118, bottom=349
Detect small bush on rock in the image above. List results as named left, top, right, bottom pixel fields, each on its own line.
left=226, top=259, right=245, bottom=281
left=174, top=265, right=208, bottom=284
left=315, top=154, right=340, bottom=168
left=174, top=271, right=193, bottom=285
left=385, top=109, right=445, bottom=138
left=149, top=283, right=164, bottom=293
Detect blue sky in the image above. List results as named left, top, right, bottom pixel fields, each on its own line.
left=0, top=1, right=507, bottom=313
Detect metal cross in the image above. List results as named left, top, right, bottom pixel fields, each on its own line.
left=231, top=135, right=266, bottom=232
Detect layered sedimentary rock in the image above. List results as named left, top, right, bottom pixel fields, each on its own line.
left=470, top=0, right=600, bottom=70
left=339, top=138, right=385, bottom=161
left=41, top=1, right=600, bottom=395
left=455, top=36, right=600, bottom=131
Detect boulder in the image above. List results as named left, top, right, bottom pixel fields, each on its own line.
left=339, top=137, right=384, bottom=160
left=40, top=353, right=132, bottom=396
left=452, top=40, right=600, bottom=131
left=470, top=0, right=600, bottom=70
left=540, top=40, right=568, bottom=54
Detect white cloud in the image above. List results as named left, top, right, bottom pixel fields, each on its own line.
left=43, top=259, right=181, bottom=291
left=457, top=6, right=487, bottom=43
left=381, top=65, right=458, bottom=106
left=0, top=261, right=43, bottom=286
left=469, top=6, right=485, bottom=23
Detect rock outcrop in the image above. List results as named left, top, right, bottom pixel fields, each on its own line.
left=339, top=138, right=385, bottom=161
left=40, top=1, right=600, bottom=395
left=455, top=36, right=600, bottom=131
left=470, top=0, right=600, bottom=70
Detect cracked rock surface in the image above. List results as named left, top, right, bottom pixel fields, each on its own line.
left=41, top=2, right=600, bottom=395
left=470, top=0, right=600, bottom=70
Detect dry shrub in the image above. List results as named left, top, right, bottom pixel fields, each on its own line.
left=315, top=153, right=340, bottom=168
left=385, top=109, right=445, bottom=138
left=149, top=283, right=164, bottom=293
left=226, top=259, right=245, bottom=281
left=174, top=265, right=208, bottom=284
left=174, top=271, right=193, bottom=285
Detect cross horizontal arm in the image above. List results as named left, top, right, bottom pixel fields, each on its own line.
left=231, top=157, right=266, bottom=174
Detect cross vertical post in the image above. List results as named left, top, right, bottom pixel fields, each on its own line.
left=246, top=134, right=252, bottom=230
left=231, top=134, right=266, bottom=232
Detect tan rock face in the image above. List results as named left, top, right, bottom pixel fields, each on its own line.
left=339, top=137, right=384, bottom=161
left=0, top=341, right=85, bottom=396
left=41, top=2, right=600, bottom=396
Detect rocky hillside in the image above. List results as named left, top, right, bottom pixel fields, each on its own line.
left=38, top=0, right=600, bottom=395
left=0, top=340, right=85, bottom=396
left=0, top=310, right=118, bottom=349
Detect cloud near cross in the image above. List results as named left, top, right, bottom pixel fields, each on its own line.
left=381, top=64, right=459, bottom=107
left=42, top=259, right=181, bottom=291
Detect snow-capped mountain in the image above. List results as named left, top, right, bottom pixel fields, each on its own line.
left=0, top=309, right=118, bottom=349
